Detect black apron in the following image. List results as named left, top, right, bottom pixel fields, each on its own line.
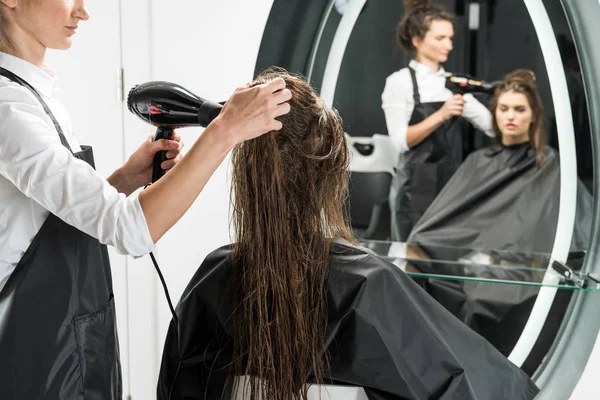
left=390, top=67, right=466, bottom=241
left=0, top=68, right=122, bottom=400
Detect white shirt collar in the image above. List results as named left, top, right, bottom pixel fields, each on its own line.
left=0, top=51, right=58, bottom=98
left=408, top=59, right=447, bottom=77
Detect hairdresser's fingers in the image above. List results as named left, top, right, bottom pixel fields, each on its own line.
left=451, top=108, right=463, bottom=116
left=169, top=131, right=182, bottom=143
left=270, top=119, right=284, bottom=131
left=161, top=154, right=182, bottom=170
left=151, top=138, right=181, bottom=155
left=274, top=88, right=292, bottom=105
left=449, top=96, right=465, bottom=105
left=264, top=77, right=286, bottom=93
left=275, top=102, right=291, bottom=118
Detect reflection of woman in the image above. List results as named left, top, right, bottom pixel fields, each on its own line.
left=383, top=0, right=493, bottom=241
left=157, top=69, right=538, bottom=400
left=406, top=69, right=592, bottom=371
left=409, top=68, right=592, bottom=254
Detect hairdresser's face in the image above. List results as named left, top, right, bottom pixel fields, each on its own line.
left=496, top=91, right=533, bottom=141
left=413, top=19, right=454, bottom=65
left=11, top=0, right=89, bottom=50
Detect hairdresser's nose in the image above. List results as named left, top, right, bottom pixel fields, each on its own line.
left=74, top=0, right=90, bottom=21
left=506, top=109, right=515, bottom=120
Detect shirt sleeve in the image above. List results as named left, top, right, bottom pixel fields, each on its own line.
left=462, top=93, right=494, bottom=137
left=381, top=72, right=413, bottom=153
left=0, top=83, right=154, bottom=257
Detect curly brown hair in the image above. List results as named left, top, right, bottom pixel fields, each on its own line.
left=229, top=67, right=355, bottom=400
left=397, top=0, right=455, bottom=54
left=489, top=68, right=547, bottom=164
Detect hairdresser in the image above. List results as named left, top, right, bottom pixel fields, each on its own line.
left=382, top=0, right=493, bottom=241
left=0, top=1, right=291, bottom=398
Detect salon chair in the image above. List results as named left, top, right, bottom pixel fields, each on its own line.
left=232, top=376, right=368, bottom=400
left=346, top=134, right=397, bottom=240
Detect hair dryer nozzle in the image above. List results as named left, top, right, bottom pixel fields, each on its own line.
left=446, top=73, right=499, bottom=95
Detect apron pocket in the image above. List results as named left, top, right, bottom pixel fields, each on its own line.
left=73, top=295, right=122, bottom=400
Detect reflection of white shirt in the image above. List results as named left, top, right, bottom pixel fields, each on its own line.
left=0, top=51, right=154, bottom=292
left=381, top=59, right=494, bottom=153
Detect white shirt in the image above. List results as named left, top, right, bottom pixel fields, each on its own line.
left=0, top=52, right=154, bottom=292
left=381, top=59, right=494, bottom=153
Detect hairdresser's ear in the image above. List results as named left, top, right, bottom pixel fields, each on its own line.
left=412, top=36, right=421, bottom=50
left=0, top=0, right=17, bottom=8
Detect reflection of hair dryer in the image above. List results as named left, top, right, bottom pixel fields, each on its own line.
left=445, top=73, right=500, bottom=95
left=127, top=81, right=223, bottom=182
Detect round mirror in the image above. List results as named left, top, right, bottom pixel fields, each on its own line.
left=255, top=0, right=597, bottom=394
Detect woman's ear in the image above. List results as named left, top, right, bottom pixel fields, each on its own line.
left=0, top=0, right=18, bottom=8
left=412, top=36, right=421, bottom=51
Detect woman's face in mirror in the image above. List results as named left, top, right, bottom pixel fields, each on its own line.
left=412, top=19, right=454, bottom=65
left=495, top=91, right=533, bottom=142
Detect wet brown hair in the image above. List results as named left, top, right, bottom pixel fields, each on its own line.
left=229, top=67, right=355, bottom=399
left=489, top=68, right=547, bottom=164
left=396, top=0, right=455, bottom=54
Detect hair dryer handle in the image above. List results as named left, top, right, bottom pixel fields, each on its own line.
left=152, top=126, right=173, bottom=183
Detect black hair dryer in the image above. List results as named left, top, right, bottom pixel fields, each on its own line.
left=445, top=73, right=500, bottom=95
left=127, top=81, right=223, bottom=182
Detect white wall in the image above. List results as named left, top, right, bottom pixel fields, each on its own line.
left=48, top=1, right=273, bottom=398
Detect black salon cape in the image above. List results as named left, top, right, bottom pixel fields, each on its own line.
left=409, top=143, right=591, bottom=255
left=157, top=242, right=538, bottom=400
left=406, top=143, right=593, bottom=365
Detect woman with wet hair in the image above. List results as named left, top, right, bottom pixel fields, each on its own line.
left=383, top=0, right=495, bottom=241
left=410, top=68, right=591, bottom=254
left=157, top=69, right=538, bottom=400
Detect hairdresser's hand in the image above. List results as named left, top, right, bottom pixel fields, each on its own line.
left=439, top=94, right=465, bottom=121
left=215, top=78, right=292, bottom=145
left=111, top=132, right=184, bottom=194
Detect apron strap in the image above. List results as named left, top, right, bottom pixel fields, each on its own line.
left=408, top=67, right=421, bottom=105
left=0, top=66, right=73, bottom=153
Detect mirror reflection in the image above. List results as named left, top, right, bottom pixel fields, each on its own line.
left=254, top=0, right=595, bottom=376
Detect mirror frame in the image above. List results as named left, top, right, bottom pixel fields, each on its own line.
left=534, top=0, right=600, bottom=398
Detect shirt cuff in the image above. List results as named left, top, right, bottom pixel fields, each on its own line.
left=115, top=192, right=155, bottom=257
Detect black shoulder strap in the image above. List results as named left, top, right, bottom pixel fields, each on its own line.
left=0, top=66, right=72, bottom=153
left=408, top=66, right=421, bottom=105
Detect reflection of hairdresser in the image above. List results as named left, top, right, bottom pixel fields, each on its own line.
left=409, top=68, right=592, bottom=254
left=157, top=69, right=538, bottom=400
left=382, top=0, right=493, bottom=241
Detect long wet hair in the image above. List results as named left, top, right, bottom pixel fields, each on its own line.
left=397, top=0, right=455, bottom=54
left=489, top=68, right=547, bottom=164
left=230, top=68, right=355, bottom=400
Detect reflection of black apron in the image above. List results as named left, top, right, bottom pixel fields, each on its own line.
left=0, top=68, right=122, bottom=399
left=390, top=67, right=466, bottom=241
